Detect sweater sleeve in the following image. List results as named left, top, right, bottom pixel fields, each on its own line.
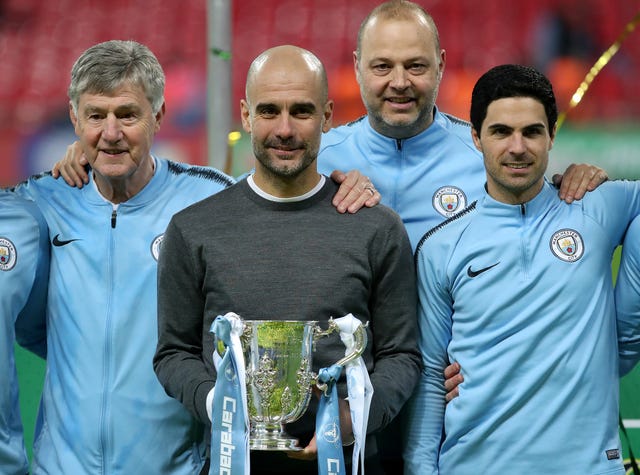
left=403, top=240, right=452, bottom=474
left=365, top=212, right=422, bottom=434
left=153, top=217, right=215, bottom=424
left=615, top=215, right=640, bottom=377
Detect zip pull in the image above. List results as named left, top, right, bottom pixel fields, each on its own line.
left=111, top=205, right=118, bottom=228
left=520, top=203, right=526, bottom=215
left=396, top=138, right=403, bottom=151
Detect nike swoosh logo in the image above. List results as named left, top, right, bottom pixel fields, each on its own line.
left=52, top=234, right=79, bottom=247
left=467, top=262, right=500, bottom=278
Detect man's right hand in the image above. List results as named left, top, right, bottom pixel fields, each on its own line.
left=51, top=141, right=90, bottom=188
left=444, top=362, right=463, bottom=403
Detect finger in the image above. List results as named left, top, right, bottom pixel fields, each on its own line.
left=73, top=154, right=90, bottom=186
left=557, top=164, right=581, bottom=203
left=346, top=188, right=374, bottom=214
left=586, top=169, right=608, bottom=192
left=443, top=361, right=461, bottom=379
left=330, top=169, right=347, bottom=185
left=444, top=373, right=464, bottom=393
left=345, top=176, right=378, bottom=213
left=286, top=434, right=318, bottom=460
left=445, top=387, right=460, bottom=404
left=362, top=188, right=381, bottom=209
left=332, top=170, right=363, bottom=213
left=558, top=164, right=608, bottom=203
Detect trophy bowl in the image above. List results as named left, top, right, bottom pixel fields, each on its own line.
left=242, top=320, right=315, bottom=450
left=227, top=319, right=366, bottom=451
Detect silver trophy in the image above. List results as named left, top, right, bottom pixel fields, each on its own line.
left=218, top=318, right=367, bottom=451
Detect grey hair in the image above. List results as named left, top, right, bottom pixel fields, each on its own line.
left=68, top=40, right=165, bottom=114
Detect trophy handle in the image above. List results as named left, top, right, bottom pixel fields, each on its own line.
left=314, top=317, right=368, bottom=395
left=334, top=320, right=368, bottom=367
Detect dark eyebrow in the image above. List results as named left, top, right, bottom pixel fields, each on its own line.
left=290, top=102, right=317, bottom=114
left=254, top=102, right=279, bottom=114
left=486, top=123, right=513, bottom=132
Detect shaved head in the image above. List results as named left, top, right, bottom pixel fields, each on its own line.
left=245, top=45, right=328, bottom=104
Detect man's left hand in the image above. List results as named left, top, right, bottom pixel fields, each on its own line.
left=553, top=163, right=608, bottom=204
left=330, top=169, right=380, bottom=213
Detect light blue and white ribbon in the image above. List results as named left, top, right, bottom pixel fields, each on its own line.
left=334, top=314, right=373, bottom=475
left=209, top=312, right=250, bottom=475
left=316, top=364, right=346, bottom=475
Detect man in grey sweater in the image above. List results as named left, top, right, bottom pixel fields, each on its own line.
left=153, top=45, right=420, bottom=475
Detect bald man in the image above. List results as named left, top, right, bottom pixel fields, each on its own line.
left=153, top=45, right=421, bottom=475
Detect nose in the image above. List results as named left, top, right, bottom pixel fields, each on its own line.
left=101, top=114, right=122, bottom=142
left=274, top=113, right=294, bottom=139
left=389, top=66, right=410, bottom=90
left=508, top=133, right=527, bottom=155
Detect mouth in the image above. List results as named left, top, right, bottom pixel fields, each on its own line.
left=268, top=146, right=301, bottom=159
left=99, top=148, right=128, bottom=156
left=386, top=96, right=414, bottom=104
left=504, top=162, right=532, bottom=173
left=384, top=96, right=415, bottom=111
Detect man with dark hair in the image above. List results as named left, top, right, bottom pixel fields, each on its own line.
left=405, top=64, right=640, bottom=474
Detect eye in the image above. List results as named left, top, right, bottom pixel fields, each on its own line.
left=523, top=127, right=545, bottom=138
left=372, top=63, right=391, bottom=73
left=490, top=126, right=511, bottom=137
left=407, top=63, right=427, bottom=74
left=119, top=112, right=137, bottom=121
left=257, top=106, right=278, bottom=118
left=291, top=106, right=314, bottom=119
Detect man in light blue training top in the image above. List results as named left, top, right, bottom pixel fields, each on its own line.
left=0, top=192, right=49, bottom=475
left=405, top=64, right=640, bottom=475
left=317, top=0, right=606, bottom=249
left=316, top=2, right=607, bottom=471
left=13, top=40, right=235, bottom=475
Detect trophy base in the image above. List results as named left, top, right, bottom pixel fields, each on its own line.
left=250, top=423, right=302, bottom=451
left=250, top=436, right=302, bottom=451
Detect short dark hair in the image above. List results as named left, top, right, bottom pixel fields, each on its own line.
left=470, top=64, right=557, bottom=135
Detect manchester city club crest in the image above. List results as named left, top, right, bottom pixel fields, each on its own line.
left=0, top=237, right=17, bottom=271
left=432, top=186, right=467, bottom=218
left=150, top=234, right=164, bottom=261
left=550, top=229, right=584, bottom=262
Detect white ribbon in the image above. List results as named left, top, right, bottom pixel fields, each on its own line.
left=333, top=314, right=373, bottom=475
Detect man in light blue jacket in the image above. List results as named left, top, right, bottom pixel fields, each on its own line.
left=406, top=64, right=638, bottom=475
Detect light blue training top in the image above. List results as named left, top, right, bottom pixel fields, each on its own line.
left=14, top=159, right=233, bottom=475
left=406, top=180, right=640, bottom=475
left=0, top=192, right=49, bottom=475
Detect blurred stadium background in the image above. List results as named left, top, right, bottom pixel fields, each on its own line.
left=3, top=0, right=639, bottom=470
